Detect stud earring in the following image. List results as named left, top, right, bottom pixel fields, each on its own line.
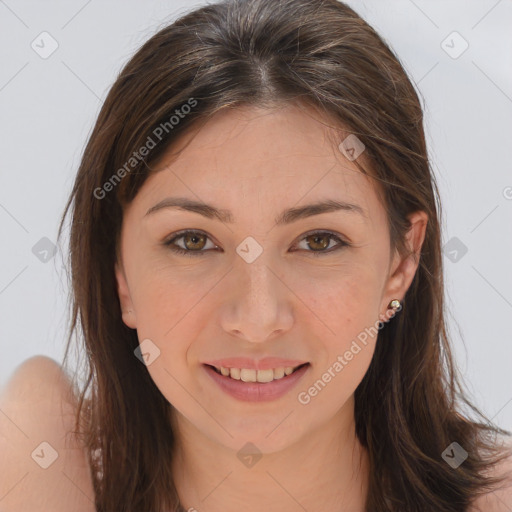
left=388, top=299, right=402, bottom=311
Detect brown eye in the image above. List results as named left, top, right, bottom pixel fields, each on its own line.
left=164, top=229, right=348, bottom=258
left=183, top=232, right=207, bottom=250
left=293, top=230, right=348, bottom=257
left=164, top=230, right=217, bottom=256
left=305, top=233, right=331, bottom=251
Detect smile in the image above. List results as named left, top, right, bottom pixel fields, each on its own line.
left=203, top=362, right=311, bottom=402
left=209, top=363, right=308, bottom=383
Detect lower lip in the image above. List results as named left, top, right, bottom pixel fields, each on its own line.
left=203, top=363, right=310, bottom=402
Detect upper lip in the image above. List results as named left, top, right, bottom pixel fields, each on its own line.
left=203, top=357, right=309, bottom=371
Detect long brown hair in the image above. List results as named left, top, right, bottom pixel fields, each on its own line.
left=58, top=0, right=512, bottom=510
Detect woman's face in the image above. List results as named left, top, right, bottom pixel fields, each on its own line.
left=115, top=104, right=427, bottom=452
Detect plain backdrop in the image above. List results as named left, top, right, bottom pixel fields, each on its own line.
left=0, top=0, right=511, bottom=432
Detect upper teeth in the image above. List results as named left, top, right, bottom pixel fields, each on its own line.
left=217, top=365, right=301, bottom=382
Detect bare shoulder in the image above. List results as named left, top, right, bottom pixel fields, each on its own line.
left=0, top=355, right=95, bottom=512
left=469, top=437, right=512, bottom=512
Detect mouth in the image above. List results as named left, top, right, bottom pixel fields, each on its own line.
left=202, top=361, right=311, bottom=402
left=204, top=362, right=310, bottom=383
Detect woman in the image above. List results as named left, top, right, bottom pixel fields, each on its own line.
left=1, top=0, right=511, bottom=510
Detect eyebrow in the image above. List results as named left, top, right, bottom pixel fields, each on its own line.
left=144, top=196, right=367, bottom=225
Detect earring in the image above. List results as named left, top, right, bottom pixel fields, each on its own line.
left=388, top=299, right=402, bottom=311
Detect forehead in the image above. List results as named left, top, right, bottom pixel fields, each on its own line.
left=131, top=104, right=385, bottom=228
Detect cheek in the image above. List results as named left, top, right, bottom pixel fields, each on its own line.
left=129, top=274, right=196, bottom=407
left=129, top=263, right=208, bottom=336
left=294, top=265, right=382, bottom=402
left=297, top=260, right=383, bottom=342
left=126, top=267, right=216, bottom=395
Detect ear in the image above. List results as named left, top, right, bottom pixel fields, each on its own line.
left=115, top=261, right=137, bottom=329
left=379, top=210, right=428, bottom=320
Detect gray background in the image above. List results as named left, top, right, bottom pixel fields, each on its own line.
left=1, top=0, right=511, bottom=431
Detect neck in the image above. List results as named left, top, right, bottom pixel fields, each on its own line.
left=170, top=395, right=369, bottom=512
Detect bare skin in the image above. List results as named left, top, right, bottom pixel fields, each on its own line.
left=114, top=103, right=428, bottom=511
left=0, top=356, right=95, bottom=512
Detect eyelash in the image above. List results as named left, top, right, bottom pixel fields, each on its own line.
left=163, top=229, right=349, bottom=257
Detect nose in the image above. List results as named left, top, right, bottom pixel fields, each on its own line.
left=220, top=260, right=294, bottom=344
